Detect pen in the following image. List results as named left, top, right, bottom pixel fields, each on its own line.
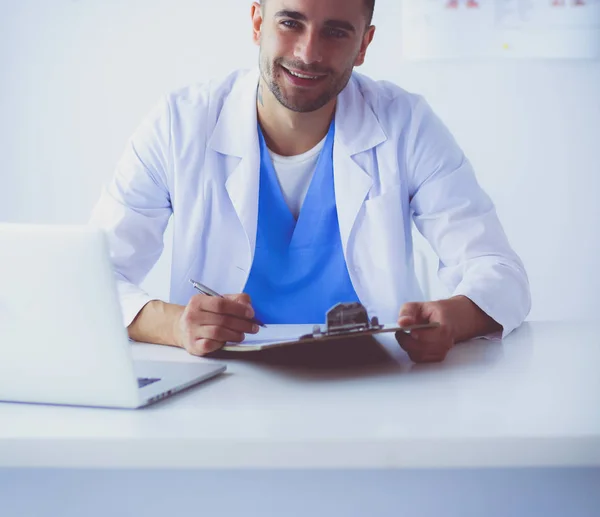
left=189, top=279, right=267, bottom=328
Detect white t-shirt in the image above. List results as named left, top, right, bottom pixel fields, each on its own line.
left=268, top=135, right=327, bottom=220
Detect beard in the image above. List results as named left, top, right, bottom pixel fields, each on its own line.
left=259, top=52, right=356, bottom=113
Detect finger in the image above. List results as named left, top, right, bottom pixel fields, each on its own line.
left=193, top=311, right=258, bottom=334
left=395, top=331, right=451, bottom=363
left=188, top=324, right=245, bottom=345
left=403, top=333, right=453, bottom=355
left=411, top=325, right=454, bottom=351
left=398, top=302, right=423, bottom=327
left=225, top=293, right=252, bottom=307
left=412, top=353, right=448, bottom=364
left=186, top=338, right=225, bottom=357
left=409, top=327, right=443, bottom=343
left=190, top=294, right=254, bottom=320
left=395, top=331, right=423, bottom=361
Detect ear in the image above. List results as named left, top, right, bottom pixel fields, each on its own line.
left=251, top=2, right=263, bottom=46
left=354, top=25, right=376, bottom=67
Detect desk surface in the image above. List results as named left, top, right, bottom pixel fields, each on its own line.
left=1, top=322, right=599, bottom=469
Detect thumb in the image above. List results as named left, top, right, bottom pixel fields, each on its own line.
left=397, top=302, right=423, bottom=327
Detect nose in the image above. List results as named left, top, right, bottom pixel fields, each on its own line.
left=293, top=29, right=323, bottom=65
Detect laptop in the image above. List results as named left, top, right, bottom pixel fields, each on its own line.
left=0, top=223, right=226, bottom=409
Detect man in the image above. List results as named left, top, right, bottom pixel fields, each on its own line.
left=90, top=0, right=531, bottom=363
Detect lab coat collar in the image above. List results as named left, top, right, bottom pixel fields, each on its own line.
left=209, top=69, right=262, bottom=263
left=208, top=68, right=387, bottom=158
left=335, top=73, right=387, bottom=156
left=332, top=73, right=387, bottom=265
left=208, top=69, right=261, bottom=157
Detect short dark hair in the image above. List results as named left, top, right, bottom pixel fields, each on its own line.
left=260, top=0, right=376, bottom=27
left=364, top=0, right=375, bottom=26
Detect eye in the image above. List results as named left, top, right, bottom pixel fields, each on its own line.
left=326, top=28, right=348, bottom=39
left=281, top=20, right=300, bottom=29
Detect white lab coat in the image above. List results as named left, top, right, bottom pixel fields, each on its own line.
left=90, top=68, right=531, bottom=337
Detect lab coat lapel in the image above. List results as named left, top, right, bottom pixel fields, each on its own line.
left=333, top=76, right=387, bottom=254
left=206, top=70, right=387, bottom=263
left=208, top=69, right=261, bottom=258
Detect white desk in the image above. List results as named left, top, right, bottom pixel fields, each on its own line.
left=1, top=322, right=599, bottom=516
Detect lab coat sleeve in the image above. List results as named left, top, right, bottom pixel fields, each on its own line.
left=405, top=97, right=531, bottom=338
left=89, top=96, right=173, bottom=328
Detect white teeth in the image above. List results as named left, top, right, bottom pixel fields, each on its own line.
left=287, top=69, right=319, bottom=80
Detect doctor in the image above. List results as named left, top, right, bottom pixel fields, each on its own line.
left=90, top=0, right=531, bottom=363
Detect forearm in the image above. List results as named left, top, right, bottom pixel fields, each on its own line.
left=127, top=300, right=185, bottom=347
left=448, top=295, right=503, bottom=343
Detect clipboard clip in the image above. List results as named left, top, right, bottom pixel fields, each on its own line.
left=299, top=302, right=383, bottom=340
left=298, top=302, right=441, bottom=341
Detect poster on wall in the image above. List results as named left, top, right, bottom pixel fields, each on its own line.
left=401, top=0, right=600, bottom=59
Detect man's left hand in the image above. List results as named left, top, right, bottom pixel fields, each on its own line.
left=395, top=296, right=502, bottom=363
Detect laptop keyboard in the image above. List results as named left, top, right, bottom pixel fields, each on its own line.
left=137, top=377, right=161, bottom=388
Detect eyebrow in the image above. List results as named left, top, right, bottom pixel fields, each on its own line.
left=274, top=10, right=356, bottom=33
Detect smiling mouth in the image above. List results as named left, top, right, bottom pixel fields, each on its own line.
left=281, top=66, right=326, bottom=81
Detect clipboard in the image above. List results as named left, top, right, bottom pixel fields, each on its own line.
left=221, top=302, right=440, bottom=353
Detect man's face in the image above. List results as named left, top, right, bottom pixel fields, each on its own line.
left=254, top=0, right=374, bottom=113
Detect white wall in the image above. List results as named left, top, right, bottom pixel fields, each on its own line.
left=1, top=0, right=599, bottom=322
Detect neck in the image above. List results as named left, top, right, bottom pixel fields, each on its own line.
left=257, top=80, right=336, bottom=157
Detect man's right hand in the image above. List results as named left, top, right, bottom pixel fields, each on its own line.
left=174, top=293, right=259, bottom=356
left=127, top=294, right=259, bottom=356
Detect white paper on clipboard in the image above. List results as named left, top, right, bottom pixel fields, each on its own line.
left=221, top=323, right=441, bottom=352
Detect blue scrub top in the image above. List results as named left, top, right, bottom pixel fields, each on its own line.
left=243, top=120, right=360, bottom=324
